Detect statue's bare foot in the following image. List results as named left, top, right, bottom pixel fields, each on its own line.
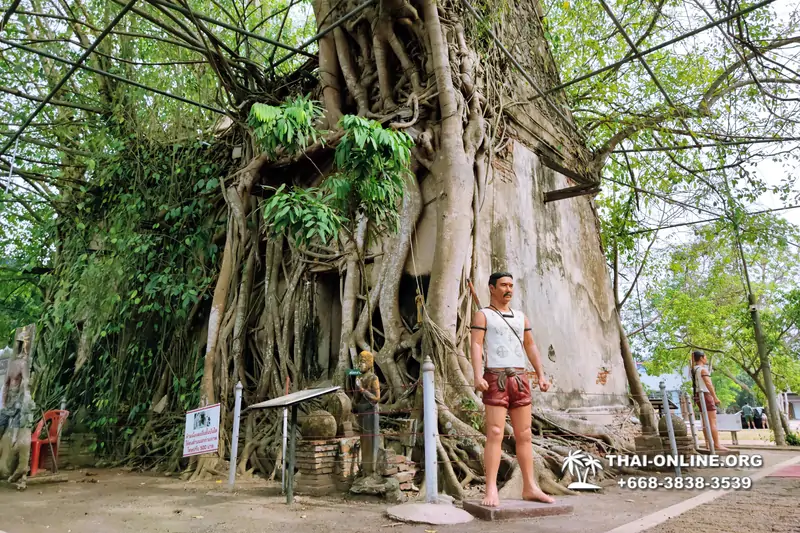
left=482, top=485, right=500, bottom=507
left=523, top=488, right=555, bottom=504
left=716, top=446, right=732, bottom=453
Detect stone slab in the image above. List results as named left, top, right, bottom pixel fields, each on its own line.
left=386, top=503, right=473, bottom=525
left=462, top=499, right=573, bottom=521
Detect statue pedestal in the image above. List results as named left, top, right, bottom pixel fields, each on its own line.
left=463, top=499, right=573, bottom=521
left=294, top=440, right=338, bottom=496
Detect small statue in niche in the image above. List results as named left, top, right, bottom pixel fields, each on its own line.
left=354, top=350, right=380, bottom=474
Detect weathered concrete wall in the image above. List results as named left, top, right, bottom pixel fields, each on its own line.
left=408, top=141, right=628, bottom=411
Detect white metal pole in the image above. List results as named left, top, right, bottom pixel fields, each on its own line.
left=281, top=406, right=288, bottom=492
left=661, top=382, right=681, bottom=477
left=228, top=382, right=243, bottom=490
left=422, top=355, right=438, bottom=503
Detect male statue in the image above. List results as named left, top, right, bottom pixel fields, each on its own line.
left=470, top=272, right=553, bottom=507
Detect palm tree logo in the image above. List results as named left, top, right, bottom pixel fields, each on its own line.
left=561, top=450, right=602, bottom=491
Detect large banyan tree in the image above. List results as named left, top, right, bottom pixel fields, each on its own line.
left=5, top=0, right=653, bottom=496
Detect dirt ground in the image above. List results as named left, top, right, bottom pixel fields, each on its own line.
left=0, top=449, right=797, bottom=533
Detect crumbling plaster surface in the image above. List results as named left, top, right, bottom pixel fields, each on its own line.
left=408, top=141, right=628, bottom=411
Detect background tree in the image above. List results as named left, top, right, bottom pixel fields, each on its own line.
left=637, top=214, right=800, bottom=439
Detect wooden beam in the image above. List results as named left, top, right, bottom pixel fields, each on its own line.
left=543, top=183, right=601, bottom=204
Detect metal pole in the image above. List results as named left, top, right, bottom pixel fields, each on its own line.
left=422, top=355, right=438, bottom=503
left=660, top=382, right=681, bottom=477
left=699, top=390, right=715, bottom=455
left=373, top=402, right=380, bottom=474
left=684, top=392, right=699, bottom=450
left=228, top=382, right=243, bottom=490
left=281, top=406, right=287, bottom=492
left=281, top=376, right=289, bottom=493
left=286, top=404, right=298, bottom=504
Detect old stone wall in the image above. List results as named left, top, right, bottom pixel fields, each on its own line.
left=468, top=0, right=597, bottom=183
left=409, top=140, right=629, bottom=411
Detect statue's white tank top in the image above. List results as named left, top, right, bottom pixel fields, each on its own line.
left=482, top=307, right=527, bottom=369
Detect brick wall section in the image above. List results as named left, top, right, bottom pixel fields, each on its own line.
left=377, top=449, right=418, bottom=494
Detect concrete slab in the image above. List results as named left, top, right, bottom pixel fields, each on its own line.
left=765, top=464, right=800, bottom=477
left=462, top=499, right=573, bottom=521
left=385, top=503, right=474, bottom=525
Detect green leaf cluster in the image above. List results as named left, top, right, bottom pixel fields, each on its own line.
left=248, top=96, right=323, bottom=158
left=259, top=105, right=413, bottom=248
left=261, top=184, right=343, bottom=247
left=326, top=115, right=413, bottom=234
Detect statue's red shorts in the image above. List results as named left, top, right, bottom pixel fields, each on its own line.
left=694, top=393, right=716, bottom=413
left=482, top=369, right=531, bottom=410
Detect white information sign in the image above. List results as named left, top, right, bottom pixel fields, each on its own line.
left=183, top=403, right=220, bottom=457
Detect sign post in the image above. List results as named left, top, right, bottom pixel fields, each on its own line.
left=183, top=404, right=221, bottom=457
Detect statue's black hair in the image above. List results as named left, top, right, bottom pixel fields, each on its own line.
left=488, top=272, right=513, bottom=286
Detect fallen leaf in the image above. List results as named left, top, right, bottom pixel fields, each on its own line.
left=216, top=480, right=222, bottom=484
left=626, top=499, right=634, bottom=503
left=192, top=515, right=204, bottom=519
left=300, top=515, right=307, bottom=519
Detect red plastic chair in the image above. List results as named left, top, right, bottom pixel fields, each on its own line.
left=30, top=409, right=69, bottom=477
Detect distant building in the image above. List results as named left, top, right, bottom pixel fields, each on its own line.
left=637, top=363, right=684, bottom=417
left=784, top=392, right=800, bottom=420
